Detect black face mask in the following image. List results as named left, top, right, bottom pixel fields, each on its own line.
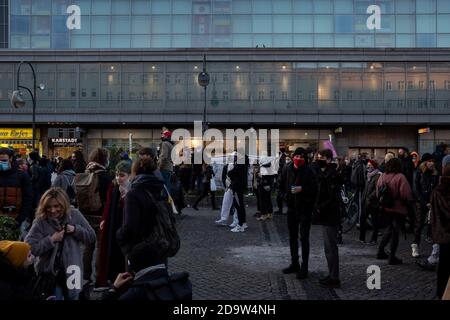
left=317, top=160, right=327, bottom=168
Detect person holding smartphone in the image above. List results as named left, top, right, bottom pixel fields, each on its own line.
left=280, top=148, right=318, bottom=280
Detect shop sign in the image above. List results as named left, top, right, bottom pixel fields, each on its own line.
left=0, top=129, right=34, bottom=139
left=50, top=138, right=82, bottom=147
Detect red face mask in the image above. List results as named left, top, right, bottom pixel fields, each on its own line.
left=293, top=158, right=305, bottom=168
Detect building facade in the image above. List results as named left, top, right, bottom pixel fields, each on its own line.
left=1, top=0, right=450, bottom=161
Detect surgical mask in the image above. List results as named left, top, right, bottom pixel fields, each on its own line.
left=0, top=161, right=11, bottom=171
left=317, top=160, right=327, bottom=168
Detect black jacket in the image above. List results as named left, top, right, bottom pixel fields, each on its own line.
left=315, top=165, right=343, bottom=226
left=227, top=163, right=248, bottom=192
left=0, top=254, right=37, bottom=300
left=362, top=172, right=381, bottom=211
left=280, top=162, right=318, bottom=213
left=103, top=267, right=192, bottom=301
left=400, top=155, right=415, bottom=188
left=0, top=168, right=33, bottom=223
left=414, top=165, right=440, bottom=206
left=116, top=173, right=165, bottom=256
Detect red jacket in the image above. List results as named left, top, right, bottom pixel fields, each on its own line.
left=376, top=173, right=413, bottom=215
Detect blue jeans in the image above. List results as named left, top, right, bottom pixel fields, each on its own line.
left=55, top=285, right=79, bottom=300
left=160, top=170, right=173, bottom=195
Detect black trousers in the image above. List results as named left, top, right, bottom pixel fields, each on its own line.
left=437, top=243, right=450, bottom=299
left=413, top=203, right=428, bottom=245
left=259, top=184, right=273, bottom=215
left=193, top=182, right=216, bottom=209
left=378, top=214, right=403, bottom=257
left=232, top=189, right=246, bottom=225
left=287, top=208, right=312, bottom=268
left=359, top=206, right=380, bottom=243
left=276, top=190, right=284, bottom=212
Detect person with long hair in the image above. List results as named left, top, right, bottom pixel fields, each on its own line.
left=96, top=161, right=131, bottom=288
left=71, top=150, right=87, bottom=174
left=25, top=188, right=96, bottom=300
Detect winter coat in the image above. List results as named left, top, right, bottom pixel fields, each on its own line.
left=376, top=173, right=413, bottom=215
left=0, top=168, right=33, bottom=223
left=430, top=177, right=450, bottom=244
left=362, top=171, right=381, bottom=211
left=116, top=173, right=165, bottom=256
left=52, top=170, right=76, bottom=197
left=24, top=208, right=96, bottom=298
left=414, top=163, right=440, bottom=207
left=201, top=165, right=214, bottom=184
left=227, top=163, right=248, bottom=193
left=0, top=253, right=37, bottom=300
left=280, top=162, right=318, bottom=213
left=97, top=184, right=126, bottom=287
left=400, top=155, right=415, bottom=188
left=158, top=139, right=174, bottom=172
left=351, top=159, right=366, bottom=189
left=314, top=165, right=343, bottom=226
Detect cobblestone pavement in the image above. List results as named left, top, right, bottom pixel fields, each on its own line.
left=170, top=205, right=437, bottom=300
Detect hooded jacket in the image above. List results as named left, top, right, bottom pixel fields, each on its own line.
left=431, top=176, right=450, bottom=244
left=52, top=170, right=76, bottom=197
left=116, top=173, right=165, bottom=256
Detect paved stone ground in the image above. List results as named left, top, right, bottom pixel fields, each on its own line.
left=170, top=204, right=437, bottom=300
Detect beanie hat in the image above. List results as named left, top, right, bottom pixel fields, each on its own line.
left=116, top=160, right=132, bottom=174
left=442, top=155, right=450, bottom=168
left=0, top=241, right=30, bottom=268
left=293, top=147, right=307, bottom=157
left=421, top=153, right=434, bottom=163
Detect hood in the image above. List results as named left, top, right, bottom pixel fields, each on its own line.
left=131, top=173, right=165, bottom=192
left=60, top=170, right=76, bottom=177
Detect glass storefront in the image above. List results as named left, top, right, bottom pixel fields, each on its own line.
left=0, top=128, right=41, bottom=156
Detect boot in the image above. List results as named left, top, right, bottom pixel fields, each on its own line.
left=296, top=264, right=308, bottom=279
left=282, top=263, right=300, bottom=274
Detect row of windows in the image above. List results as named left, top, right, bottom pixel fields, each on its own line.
left=10, top=0, right=450, bottom=16
left=11, top=14, right=450, bottom=35
left=0, top=2, right=6, bottom=48
left=10, top=33, right=450, bottom=49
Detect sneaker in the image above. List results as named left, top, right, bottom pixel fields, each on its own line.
left=253, top=212, right=261, bottom=217
left=266, top=213, right=273, bottom=220
left=242, top=223, right=248, bottom=230
left=388, top=257, right=403, bottom=265
left=376, top=251, right=389, bottom=260
left=215, top=219, right=228, bottom=226
left=256, top=214, right=268, bottom=221
left=416, top=259, right=437, bottom=271
left=282, top=264, right=300, bottom=274
left=411, top=244, right=420, bottom=258
left=230, top=225, right=245, bottom=233
left=229, top=221, right=238, bottom=228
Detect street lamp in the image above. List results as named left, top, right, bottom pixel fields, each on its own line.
left=198, top=54, right=210, bottom=133
left=10, top=61, right=45, bottom=151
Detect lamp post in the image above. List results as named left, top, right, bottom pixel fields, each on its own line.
left=10, top=61, right=45, bottom=151
left=197, top=54, right=210, bottom=134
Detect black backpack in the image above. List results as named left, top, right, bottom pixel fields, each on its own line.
left=143, top=271, right=192, bottom=301
left=143, top=188, right=180, bottom=259
left=378, top=175, right=395, bottom=209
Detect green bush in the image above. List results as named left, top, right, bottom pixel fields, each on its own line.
left=0, top=215, right=21, bottom=241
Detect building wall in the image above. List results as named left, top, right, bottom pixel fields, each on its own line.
left=0, top=0, right=7, bottom=48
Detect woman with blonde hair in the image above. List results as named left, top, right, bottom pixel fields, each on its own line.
left=25, top=188, right=96, bottom=300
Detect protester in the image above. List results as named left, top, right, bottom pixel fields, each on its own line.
left=28, top=151, right=41, bottom=209
left=227, top=153, right=249, bottom=233
left=0, top=148, right=33, bottom=226
left=72, top=150, right=87, bottom=174
left=430, top=163, right=450, bottom=299
left=412, top=153, right=439, bottom=258
left=0, top=240, right=36, bottom=300
left=280, top=147, right=318, bottom=279
left=116, top=158, right=165, bottom=257
left=411, top=151, right=420, bottom=169
left=51, top=159, right=77, bottom=206
left=97, top=161, right=131, bottom=288
left=359, top=159, right=382, bottom=244
left=102, top=243, right=191, bottom=301
left=275, top=147, right=287, bottom=215
left=158, top=128, right=175, bottom=191
left=398, top=147, right=416, bottom=233
left=192, top=163, right=217, bottom=211
left=315, top=149, right=342, bottom=288
left=25, top=188, right=96, bottom=300
left=376, top=158, right=413, bottom=265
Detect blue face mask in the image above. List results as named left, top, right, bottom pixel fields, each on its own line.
left=0, top=161, right=11, bottom=171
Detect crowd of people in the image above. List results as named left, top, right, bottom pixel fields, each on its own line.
left=1, top=126, right=449, bottom=300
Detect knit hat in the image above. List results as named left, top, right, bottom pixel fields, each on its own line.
left=421, top=153, right=434, bottom=163
left=0, top=241, right=31, bottom=268
left=442, top=155, right=450, bottom=167
left=293, top=147, right=307, bottom=157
